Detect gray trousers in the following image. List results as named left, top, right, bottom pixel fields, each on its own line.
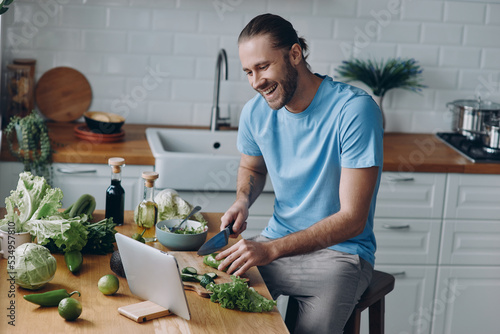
left=252, top=235, right=373, bottom=334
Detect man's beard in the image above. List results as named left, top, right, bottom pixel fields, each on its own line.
left=261, top=59, right=298, bottom=110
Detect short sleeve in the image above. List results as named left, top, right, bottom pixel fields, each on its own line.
left=339, top=95, right=384, bottom=168
left=237, top=99, right=263, bottom=156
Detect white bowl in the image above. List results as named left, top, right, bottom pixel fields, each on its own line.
left=155, top=219, right=208, bottom=251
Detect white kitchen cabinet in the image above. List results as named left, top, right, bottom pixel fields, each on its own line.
left=373, top=218, right=442, bottom=265
left=370, top=172, right=445, bottom=334
left=0, top=161, right=151, bottom=211
left=52, top=163, right=152, bottom=210
left=0, top=162, right=24, bottom=203
left=360, top=266, right=438, bottom=334
left=439, top=219, right=500, bottom=266
left=375, top=172, right=446, bottom=219
left=444, top=173, right=500, bottom=220
left=431, top=266, right=500, bottom=334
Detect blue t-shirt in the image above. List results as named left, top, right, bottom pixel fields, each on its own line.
left=237, top=75, right=384, bottom=266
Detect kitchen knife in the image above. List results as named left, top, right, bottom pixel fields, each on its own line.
left=197, top=221, right=235, bottom=256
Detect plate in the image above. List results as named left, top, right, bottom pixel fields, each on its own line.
left=74, top=124, right=125, bottom=143
left=35, top=67, right=92, bottom=122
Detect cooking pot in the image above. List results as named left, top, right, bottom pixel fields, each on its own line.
left=447, top=99, right=500, bottom=139
left=482, top=118, right=500, bottom=151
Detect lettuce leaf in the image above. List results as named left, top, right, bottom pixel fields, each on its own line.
left=24, top=214, right=89, bottom=253
left=206, top=276, right=277, bottom=312
left=0, top=172, right=63, bottom=232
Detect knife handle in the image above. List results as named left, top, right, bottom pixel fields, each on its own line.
left=227, top=221, right=235, bottom=234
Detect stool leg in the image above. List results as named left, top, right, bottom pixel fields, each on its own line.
left=368, top=296, right=385, bottom=334
left=343, top=310, right=361, bottom=334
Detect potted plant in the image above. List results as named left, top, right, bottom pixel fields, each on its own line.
left=0, top=0, right=15, bottom=15
left=335, top=58, right=426, bottom=129
left=4, top=110, right=53, bottom=182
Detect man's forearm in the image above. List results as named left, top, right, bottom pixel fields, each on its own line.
left=235, top=165, right=266, bottom=208
left=266, top=211, right=366, bottom=260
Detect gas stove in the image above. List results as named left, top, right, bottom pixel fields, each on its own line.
left=436, top=132, right=500, bottom=163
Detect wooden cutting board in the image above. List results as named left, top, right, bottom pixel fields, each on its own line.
left=170, top=251, right=247, bottom=298
left=35, top=67, right=92, bottom=122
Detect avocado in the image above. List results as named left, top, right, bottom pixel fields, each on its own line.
left=110, top=250, right=126, bottom=278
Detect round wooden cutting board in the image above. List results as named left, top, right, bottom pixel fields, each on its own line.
left=35, top=67, right=92, bottom=122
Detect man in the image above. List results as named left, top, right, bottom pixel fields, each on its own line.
left=216, top=13, right=384, bottom=334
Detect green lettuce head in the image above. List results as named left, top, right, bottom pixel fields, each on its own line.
left=10, top=243, right=57, bottom=290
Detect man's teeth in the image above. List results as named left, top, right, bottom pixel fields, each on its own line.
left=263, top=84, right=277, bottom=95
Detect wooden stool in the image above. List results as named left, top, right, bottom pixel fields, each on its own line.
left=285, top=270, right=395, bottom=334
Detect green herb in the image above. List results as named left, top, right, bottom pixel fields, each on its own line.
left=81, top=218, right=117, bottom=255
left=206, top=276, right=276, bottom=312
left=335, top=58, right=426, bottom=97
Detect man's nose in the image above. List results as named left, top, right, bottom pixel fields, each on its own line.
left=251, top=73, right=264, bottom=90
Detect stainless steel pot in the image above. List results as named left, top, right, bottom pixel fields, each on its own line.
left=447, top=99, right=500, bottom=140
left=482, top=118, right=500, bottom=151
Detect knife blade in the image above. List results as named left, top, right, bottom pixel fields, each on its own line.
left=197, top=221, right=235, bottom=256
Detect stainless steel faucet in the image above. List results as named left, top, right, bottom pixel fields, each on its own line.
left=211, top=49, right=229, bottom=131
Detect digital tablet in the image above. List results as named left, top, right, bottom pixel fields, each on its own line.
left=115, top=233, right=191, bottom=320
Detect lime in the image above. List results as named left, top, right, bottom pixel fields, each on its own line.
left=98, top=274, right=119, bottom=295
left=58, top=297, right=82, bottom=321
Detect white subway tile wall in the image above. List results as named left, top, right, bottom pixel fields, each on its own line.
left=2, top=0, right=500, bottom=133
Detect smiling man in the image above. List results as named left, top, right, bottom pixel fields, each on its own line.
left=216, top=13, right=384, bottom=334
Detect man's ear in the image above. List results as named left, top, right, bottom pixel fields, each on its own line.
left=289, top=43, right=303, bottom=66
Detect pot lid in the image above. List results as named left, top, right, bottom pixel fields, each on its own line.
left=448, top=99, right=500, bottom=111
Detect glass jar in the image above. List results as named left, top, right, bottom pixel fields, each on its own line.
left=6, top=64, right=34, bottom=119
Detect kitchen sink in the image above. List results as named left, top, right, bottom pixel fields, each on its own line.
left=146, top=127, right=242, bottom=191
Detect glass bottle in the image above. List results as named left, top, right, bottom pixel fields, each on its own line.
left=105, top=157, right=125, bottom=226
left=135, top=171, right=159, bottom=242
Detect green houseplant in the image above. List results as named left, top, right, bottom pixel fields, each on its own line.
left=335, top=58, right=426, bottom=129
left=0, top=0, right=15, bottom=15
left=4, top=110, right=53, bottom=182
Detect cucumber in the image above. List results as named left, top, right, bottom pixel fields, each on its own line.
left=205, top=272, right=218, bottom=279
left=180, top=273, right=198, bottom=282
left=181, top=267, right=197, bottom=275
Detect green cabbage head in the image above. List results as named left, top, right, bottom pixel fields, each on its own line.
left=10, top=243, right=57, bottom=290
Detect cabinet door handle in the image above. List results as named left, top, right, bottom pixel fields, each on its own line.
left=56, top=168, right=98, bottom=174
left=382, top=224, right=411, bottom=230
left=388, top=271, right=406, bottom=277
left=386, top=176, right=415, bottom=182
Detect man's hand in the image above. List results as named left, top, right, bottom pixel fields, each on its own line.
left=216, top=239, right=276, bottom=276
left=220, top=200, right=249, bottom=237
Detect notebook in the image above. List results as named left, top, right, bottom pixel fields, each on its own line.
left=115, top=233, right=191, bottom=321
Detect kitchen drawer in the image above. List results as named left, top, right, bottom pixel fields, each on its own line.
left=439, top=219, right=500, bottom=266
left=375, top=172, right=446, bottom=219
left=374, top=218, right=442, bottom=265
left=444, top=173, right=500, bottom=220
left=360, top=265, right=437, bottom=334
left=52, top=163, right=149, bottom=210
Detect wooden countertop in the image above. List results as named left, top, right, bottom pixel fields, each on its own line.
left=0, top=210, right=289, bottom=334
left=2, top=122, right=499, bottom=174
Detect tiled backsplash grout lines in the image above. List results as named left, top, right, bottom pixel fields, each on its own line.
left=2, top=0, right=499, bottom=133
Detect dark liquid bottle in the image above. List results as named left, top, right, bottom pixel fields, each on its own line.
left=105, top=157, right=125, bottom=226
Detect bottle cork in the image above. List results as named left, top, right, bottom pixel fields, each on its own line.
left=142, top=171, right=159, bottom=188
left=108, top=157, right=125, bottom=173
